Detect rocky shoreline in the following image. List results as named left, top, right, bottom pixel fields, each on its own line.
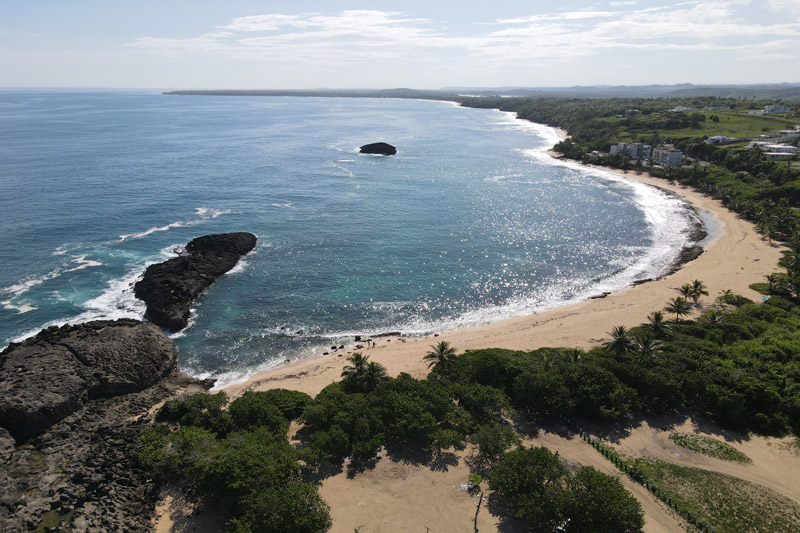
left=0, top=232, right=253, bottom=531
left=0, top=319, right=212, bottom=532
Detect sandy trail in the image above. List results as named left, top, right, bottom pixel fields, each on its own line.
left=319, top=447, right=506, bottom=533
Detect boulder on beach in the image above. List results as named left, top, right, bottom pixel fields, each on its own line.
left=359, top=142, right=397, bottom=156
left=134, top=232, right=257, bottom=331
left=0, top=319, right=177, bottom=443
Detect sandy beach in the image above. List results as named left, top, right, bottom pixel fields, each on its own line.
left=156, top=153, right=790, bottom=533
left=224, top=161, right=784, bottom=399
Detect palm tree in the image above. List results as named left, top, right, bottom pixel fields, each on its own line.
left=342, top=353, right=387, bottom=392
left=647, top=311, right=671, bottom=338
left=716, top=289, right=734, bottom=306
left=602, top=326, right=635, bottom=357
left=562, top=348, right=586, bottom=364
left=423, top=341, right=458, bottom=376
left=677, top=283, right=693, bottom=300
left=540, top=349, right=560, bottom=370
left=690, top=279, right=709, bottom=304
left=700, top=308, right=726, bottom=325
left=664, top=297, right=692, bottom=322
left=360, top=361, right=388, bottom=392
left=631, top=330, right=664, bottom=363
left=765, top=273, right=783, bottom=294
left=341, top=352, right=368, bottom=380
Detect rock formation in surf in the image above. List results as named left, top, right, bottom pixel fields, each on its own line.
left=359, top=142, right=397, bottom=156
left=134, top=232, right=257, bottom=331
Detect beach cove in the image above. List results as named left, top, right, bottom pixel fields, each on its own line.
left=192, top=145, right=789, bottom=533
left=223, top=147, right=783, bottom=399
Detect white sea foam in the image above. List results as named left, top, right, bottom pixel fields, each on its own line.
left=118, top=207, right=233, bottom=242
left=2, top=253, right=103, bottom=302
left=332, top=161, right=355, bottom=178
left=1, top=300, right=37, bottom=314
left=226, top=259, right=248, bottom=275
left=2, top=268, right=64, bottom=298
left=7, top=246, right=178, bottom=345
left=64, top=254, right=103, bottom=272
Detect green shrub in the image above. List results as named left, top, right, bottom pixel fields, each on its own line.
left=156, top=392, right=233, bottom=435
left=229, top=391, right=289, bottom=434
left=227, top=482, right=331, bottom=533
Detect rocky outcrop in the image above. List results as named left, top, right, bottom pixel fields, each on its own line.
left=359, top=142, right=397, bottom=156
left=0, top=318, right=193, bottom=532
left=134, top=232, right=257, bottom=331
left=0, top=319, right=177, bottom=443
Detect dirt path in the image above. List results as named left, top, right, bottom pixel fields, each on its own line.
left=319, top=447, right=511, bottom=533
left=611, top=417, right=800, bottom=505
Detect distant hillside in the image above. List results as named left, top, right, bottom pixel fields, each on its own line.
left=444, top=84, right=800, bottom=100
left=163, top=88, right=457, bottom=100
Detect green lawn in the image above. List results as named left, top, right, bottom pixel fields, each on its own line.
left=635, top=460, right=800, bottom=533
left=610, top=111, right=800, bottom=144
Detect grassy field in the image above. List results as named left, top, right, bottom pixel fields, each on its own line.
left=613, top=111, right=800, bottom=144
left=635, top=460, right=800, bottom=533
left=669, top=433, right=752, bottom=463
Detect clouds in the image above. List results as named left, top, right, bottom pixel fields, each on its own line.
left=124, top=2, right=800, bottom=83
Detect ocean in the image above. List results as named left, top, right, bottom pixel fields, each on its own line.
left=0, top=91, right=697, bottom=386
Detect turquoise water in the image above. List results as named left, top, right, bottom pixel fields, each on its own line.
left=0, top=91, right=695, bottom=385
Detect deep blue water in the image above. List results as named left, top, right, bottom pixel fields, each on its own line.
left=0, top=91, right=695, bottom=385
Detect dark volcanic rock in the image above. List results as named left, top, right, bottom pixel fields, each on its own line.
left=359, top=142, right=397, bottom=156
left=0, top=319, right=176, bottom=443
left=134, top=232, right=256, bottom=331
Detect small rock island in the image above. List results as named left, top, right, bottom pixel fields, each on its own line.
left=134, top=232, right=257, bottom=331
left=359, top=142, right=397, bottom=156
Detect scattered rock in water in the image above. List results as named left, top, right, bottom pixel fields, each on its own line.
left=359, top=142, right=396, bottom=156
left=134, top=232, right=256, bottom=331
left=588, top=292, right=611, bottom=300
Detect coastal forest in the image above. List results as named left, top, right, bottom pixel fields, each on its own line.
left=138, top=96, right=800, bottom=532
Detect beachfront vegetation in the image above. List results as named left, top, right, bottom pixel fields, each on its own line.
left=139, top=280, right=800, bottom=528
left=669, top=433, right=751, bottom=463
left=140, top=391, right=330, bottom=533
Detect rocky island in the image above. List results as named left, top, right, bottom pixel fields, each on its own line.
left=359, top=142, right=396, bottom=155
left=134, top=232, right=257, bottom=331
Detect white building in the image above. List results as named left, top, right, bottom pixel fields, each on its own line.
left=764, top=104, right=790, bottom=114
left=748, top=141, right=797, bottom=154
left=764, top=153, right=795, bottom=162
left=652, top=145, right=683, bottom=167
left=705, top=136, right=741, bottom=145
left=610, top=142, right=652, bottom=160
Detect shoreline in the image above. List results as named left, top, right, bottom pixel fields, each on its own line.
left=223, top=144, right=785, bottom=399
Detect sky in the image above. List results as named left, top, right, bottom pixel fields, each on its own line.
left=1, top=0, right=799, bottom=89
